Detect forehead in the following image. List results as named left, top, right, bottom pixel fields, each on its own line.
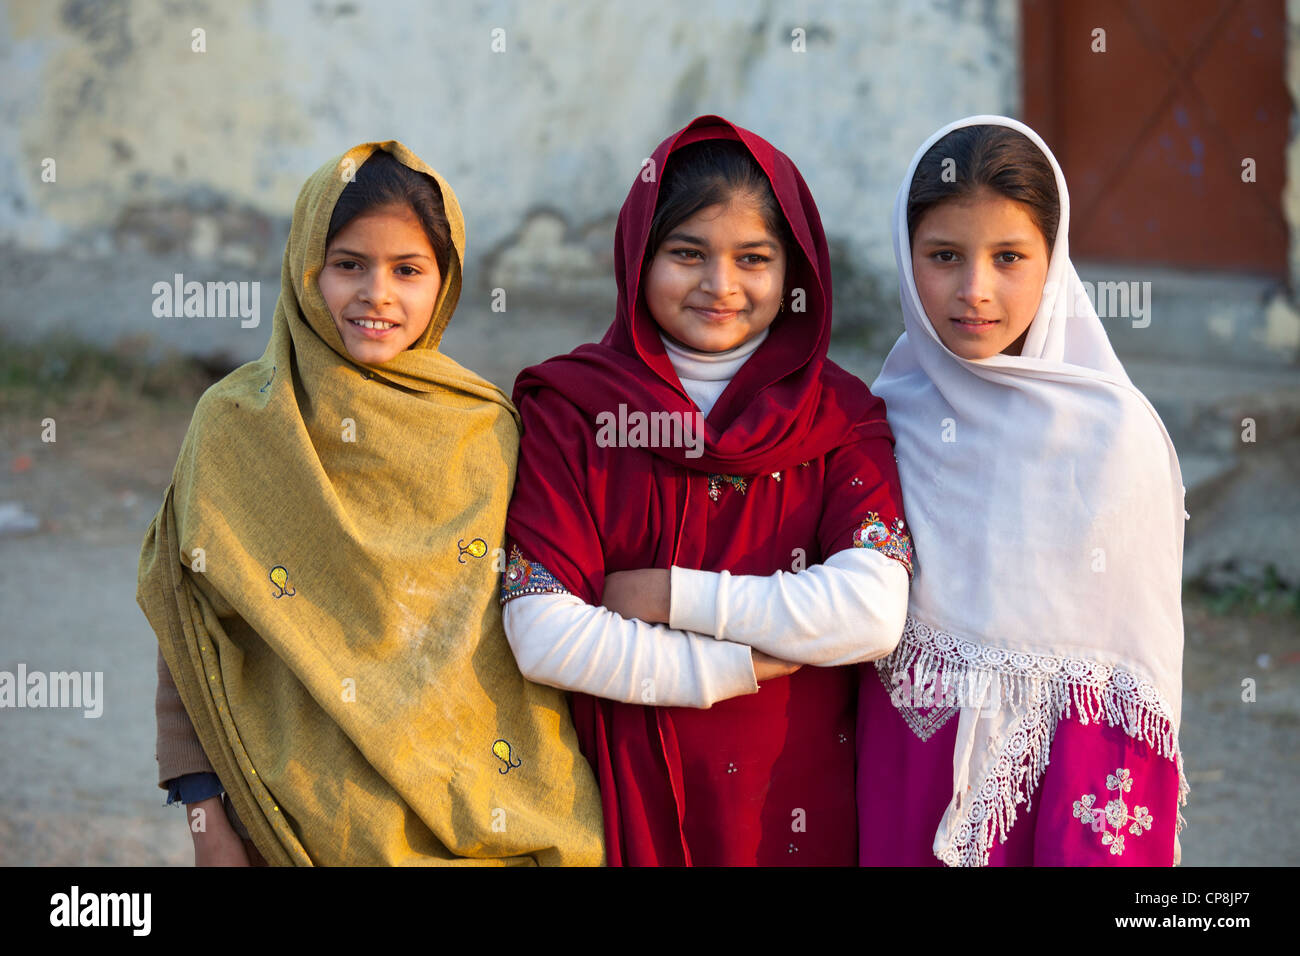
left=672, top=195, right=779, bottom=239
left=914, top=187, right=1041, bottom=238
left=327, top=205, right=427, bottom=244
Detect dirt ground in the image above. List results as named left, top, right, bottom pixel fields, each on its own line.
left=1, top=323, right=1297, bottom=866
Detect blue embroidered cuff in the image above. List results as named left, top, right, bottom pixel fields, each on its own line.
left=165, top=771, right=224, bottom=806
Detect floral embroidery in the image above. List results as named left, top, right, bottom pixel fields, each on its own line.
left=1074, top=767, right=1153, bottom=856
left=500, top=545, right=570, bottom=604
left=707, top=473, right=749, bottom=501
left=878, top=616, right=1188, bottom=867
left=852, top=511, right=914, bottom=578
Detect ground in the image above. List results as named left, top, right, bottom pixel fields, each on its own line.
left=1, top=315, right=1296, bottom=865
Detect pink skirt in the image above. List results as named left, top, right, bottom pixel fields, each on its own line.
left=857, top=664, right=1179, bottom=866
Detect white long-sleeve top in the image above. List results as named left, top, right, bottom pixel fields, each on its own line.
left=501, top=330, right=910, bottom=709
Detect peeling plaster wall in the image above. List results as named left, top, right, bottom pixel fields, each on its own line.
left=1, top=0, right=1020, bottom=353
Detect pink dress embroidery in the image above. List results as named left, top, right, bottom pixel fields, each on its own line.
left=857, top=666, right=1179, bottom=866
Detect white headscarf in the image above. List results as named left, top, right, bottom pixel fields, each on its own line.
left=871, top=115, right=1189, bottom=866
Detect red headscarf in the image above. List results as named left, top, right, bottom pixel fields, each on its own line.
left=506, top=116, right=906, bottom=865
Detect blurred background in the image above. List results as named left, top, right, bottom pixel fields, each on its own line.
left=0, top=0, right=1295, bottom=865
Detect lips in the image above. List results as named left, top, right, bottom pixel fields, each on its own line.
left=690, top=307, right=741, bottom=322
left=347, top=316, right=399, bottom=338
left=950, top=316, right=999, bottom=331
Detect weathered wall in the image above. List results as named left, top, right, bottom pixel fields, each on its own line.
left=0, top=0, right=1020, bottom=358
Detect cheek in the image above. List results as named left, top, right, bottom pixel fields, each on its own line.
left=642, top=262, right=680, bottom=316
left=911, top=259, right=946, bottom=317
left=317, top=274, right=347, bottom=319
left=1009, top=269, right=1048, bottom=328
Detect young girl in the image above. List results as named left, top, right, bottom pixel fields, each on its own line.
left=139, top=142, right=604, bottom=866
left=500, top=115, right=914, bottom=865
left=859, top=115, right=1189, bottom=866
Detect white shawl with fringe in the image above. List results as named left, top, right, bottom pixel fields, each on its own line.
left=870, top=114, right=1189, bottom=867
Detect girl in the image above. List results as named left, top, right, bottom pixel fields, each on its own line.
left=139, top=142, right=605, bottom=866
left=500, top=116, right=914, bottom=865
left=859, top=115, right=1189, bottom=866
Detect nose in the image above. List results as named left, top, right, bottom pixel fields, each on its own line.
left=357, top=267, right=393, bottom=306
left=698, top=257, right=738, bottom=298
left=955, top=259, right=993, bottom=307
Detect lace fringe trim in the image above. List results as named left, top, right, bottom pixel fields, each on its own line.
left=877, top=615, right=1191, bottom=867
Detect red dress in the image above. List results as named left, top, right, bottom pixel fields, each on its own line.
left=504, top=116, right=911, bottom=865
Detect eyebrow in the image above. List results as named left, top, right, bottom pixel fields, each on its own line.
left=663, top=232, right=778, bottom=251
left=327, top=248, right=432, bottom=261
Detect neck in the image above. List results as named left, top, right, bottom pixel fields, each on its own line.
left=659, top=328, right=769, bottom=377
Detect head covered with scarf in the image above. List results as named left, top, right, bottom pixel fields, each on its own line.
left=138, top=141, right=604, bottom=865
left=871, top=115, right=1188, bottom=866
left=505, top=116, right=908, bottom=864
left=508, top=114, right=894, bottom=602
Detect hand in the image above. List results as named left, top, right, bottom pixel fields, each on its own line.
left=600, top=569, right=671, bottom=625
left=751, top=649, right=802, bottom=682
left=188, top=796, right=251, bottom=867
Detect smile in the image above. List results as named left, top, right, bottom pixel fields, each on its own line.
left=690, top=307, right=741, bottom=322
left=348, top=316, right=397, bottom=338
left=951, top=317, right=999, bottom=331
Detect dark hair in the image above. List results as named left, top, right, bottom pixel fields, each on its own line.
left=326, top=150, right=453, bottom=280
left=906, top=125, right=1059, bottom=251
left=644, top=139, right=795, bottom=264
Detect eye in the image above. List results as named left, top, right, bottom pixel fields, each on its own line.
left=332, top=259, right=361, bottom=271
left=930, top=250, right=958, bottom=263
left=668, top=247, right=704, bottom=260
left=396, top=264, right=421, bottom=276
left=739, top=254, right=771, bottom=265
left=995, top=251, right=1023, bottom=264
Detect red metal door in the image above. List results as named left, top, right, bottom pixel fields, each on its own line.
left=1022, top=0, right=1288, bottom=277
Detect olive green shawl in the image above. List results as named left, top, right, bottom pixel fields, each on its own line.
left=137, top=141, right=604, bottom=865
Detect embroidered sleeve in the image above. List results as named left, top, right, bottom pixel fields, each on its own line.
left=852, top=511, right=914, bottom=578
left=500, top=545, right=571, bottom=605
left=817, top=433, right=916, bottom=579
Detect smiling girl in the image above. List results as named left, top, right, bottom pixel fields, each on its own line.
left=859, top=116, right=1188, bottom=866
left=499, top=116, right=914, bottom=866
left=140, top=142, right=603, bottom=866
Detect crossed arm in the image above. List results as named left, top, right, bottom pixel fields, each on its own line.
left=502, top=546, right=909, bottom=709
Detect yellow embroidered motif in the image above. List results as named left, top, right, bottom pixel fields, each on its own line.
left=458, top=537, right=488, bottom=562
left=492, top=738, right=522, bottom=774
left=268, top=565, right=296, bottom=599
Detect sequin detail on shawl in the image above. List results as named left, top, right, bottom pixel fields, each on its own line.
left=500, top=545, right=570, bottom=604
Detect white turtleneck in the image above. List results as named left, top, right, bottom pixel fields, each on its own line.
left=659, top=327, right=769, bottom=417
left=501, top=328, right=910, bottom=709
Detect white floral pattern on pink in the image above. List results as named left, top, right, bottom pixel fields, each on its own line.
left=1074, top=767, right=1153, bottom=857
